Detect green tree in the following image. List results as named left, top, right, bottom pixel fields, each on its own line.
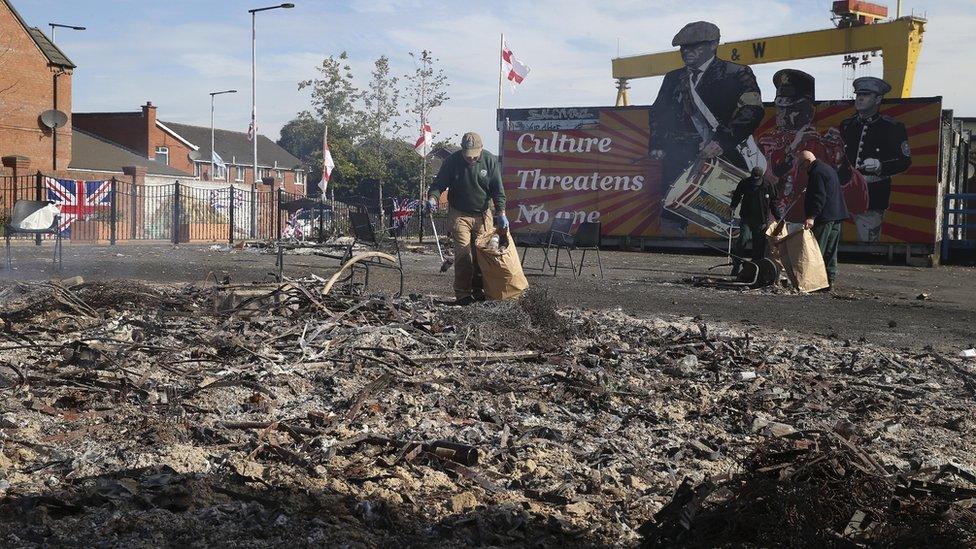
left=278, top=112, right=361, bottom=196
left=359, top=56, right=405, bottom=229
left=288, top=51, right=363, bottom=196
left=299, top=51, right=362, bottom=134
left=277, top=51, right=450, bottom=206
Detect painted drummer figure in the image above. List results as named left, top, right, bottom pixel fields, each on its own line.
left=647, top=20, right=765, bottom=237
left=757, top=69, right=867, bottom=224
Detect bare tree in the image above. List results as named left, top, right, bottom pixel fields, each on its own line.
left=403, top=50, right=450, bottom=210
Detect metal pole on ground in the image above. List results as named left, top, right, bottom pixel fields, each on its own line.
left=276, top=188, right=282, bottom=241
left=210, top=89, right=237, bottom=182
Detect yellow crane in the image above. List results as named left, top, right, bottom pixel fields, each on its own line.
left=612, top=11, right=926, bottom=106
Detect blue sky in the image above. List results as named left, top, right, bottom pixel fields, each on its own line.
left=15, top=0, right=976, bottom=151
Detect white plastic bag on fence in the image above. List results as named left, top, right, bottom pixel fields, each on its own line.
left=18, top=204, right=60, bottom=230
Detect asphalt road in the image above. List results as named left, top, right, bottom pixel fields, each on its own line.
left=3, top=241, right=974, bottom=353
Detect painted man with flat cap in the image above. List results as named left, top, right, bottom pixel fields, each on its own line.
left=758, top=69, right=866, bottom=223
left=648, top=20, right=765, bottom=236
left=839, top=76, right=912, bottom=242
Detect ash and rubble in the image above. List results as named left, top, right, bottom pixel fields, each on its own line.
left=0, top=279, right=974, bottom=547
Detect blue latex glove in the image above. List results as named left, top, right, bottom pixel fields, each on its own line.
left=494, top=213, right=509, bottom=230
left=425, top=197, right=438, bottom=212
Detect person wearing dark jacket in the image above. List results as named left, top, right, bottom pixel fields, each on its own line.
left=427, top=132, right=506, bottom=305
left=730, top=167, right=783, bottom=268
left=799, top=150, right=849, bottom=286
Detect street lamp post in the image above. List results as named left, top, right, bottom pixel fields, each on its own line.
left=47, top=24, right=84, bottom=171
left=210, top=90, right=237, bottom=181
left=248, top=3, right=294, bottom=237
left=48, top=23, right=86, bottom=44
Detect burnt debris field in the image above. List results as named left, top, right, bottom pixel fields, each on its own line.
left=0, top=274, right=974, bottom=547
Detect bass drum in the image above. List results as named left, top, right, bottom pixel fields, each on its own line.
left=663, top=157, right=749, bottom=237
left=842, top=166, right=870, bottom=215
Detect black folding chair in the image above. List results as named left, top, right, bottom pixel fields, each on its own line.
left=519, top=217, right=575, bottom=277
left=5, top=200, right=63, bottom=270
left=573, top=221, right=604, bottom=278
left=345, top=210, right=404, bottom=296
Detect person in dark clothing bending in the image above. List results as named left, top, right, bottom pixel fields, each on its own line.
left=799, top=150, right=849, bottom=287
left=730, top=166, right=783, bottom=268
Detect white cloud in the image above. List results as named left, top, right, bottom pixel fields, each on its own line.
left=13, top=0, right=975, bottom=149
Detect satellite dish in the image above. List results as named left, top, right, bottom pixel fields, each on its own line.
left=39, top=109, right=68, bottom=129
left=188, top=150, right=202, bottom=161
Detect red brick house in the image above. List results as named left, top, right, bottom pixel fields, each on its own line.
left=74, top=102, right=307, bottom=195
left=0, top=0, right=75, bottom=173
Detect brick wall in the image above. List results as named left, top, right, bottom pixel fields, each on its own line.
left=0, top=2, right=72, bottom=171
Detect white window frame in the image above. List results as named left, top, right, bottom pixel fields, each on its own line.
left=235, top=166, right=244, bottom=182
left=193, top=162, right=201, bottom=177
left=155, top=146, right=169, bottom=165
left=276, top=169, right=283, bottom=180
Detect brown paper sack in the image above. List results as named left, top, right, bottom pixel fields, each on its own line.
left=764, top=221, right=789, bottom=274
left=475, top=231, right=529, bottom=300
left=775, top=228, right=829, bottom=293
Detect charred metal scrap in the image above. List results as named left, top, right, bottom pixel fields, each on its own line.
left=0, top=280, right=974, bottom=547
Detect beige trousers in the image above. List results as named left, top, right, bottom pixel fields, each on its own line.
left=449, top=208, right=494, bottom=299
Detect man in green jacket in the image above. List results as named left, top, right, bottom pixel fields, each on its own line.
left=427, top=132, right=507, bottom=305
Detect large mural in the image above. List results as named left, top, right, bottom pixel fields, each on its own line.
left=502, top=22, right=943, bottom=246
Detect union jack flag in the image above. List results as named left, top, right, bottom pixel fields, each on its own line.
left=45, top=177, right=111, bottom=236
left=209, top=188, right=246, bottom=211
left=281, top=209, right=304, bottom=240
left=392, top=198, right=419, bottom=229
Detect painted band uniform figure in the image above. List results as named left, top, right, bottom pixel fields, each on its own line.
left=758, top=69, right=866, bottom=222
left=838, top=76, right=912, bottom=242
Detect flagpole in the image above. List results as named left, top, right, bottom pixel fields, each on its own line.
left=498, top=33, right=504, bottom=110
left=251, top=10, right=257, bottom=238
left=321, top=125, right=328, bottom=202
left=419, top=117, right=427, bottom=244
